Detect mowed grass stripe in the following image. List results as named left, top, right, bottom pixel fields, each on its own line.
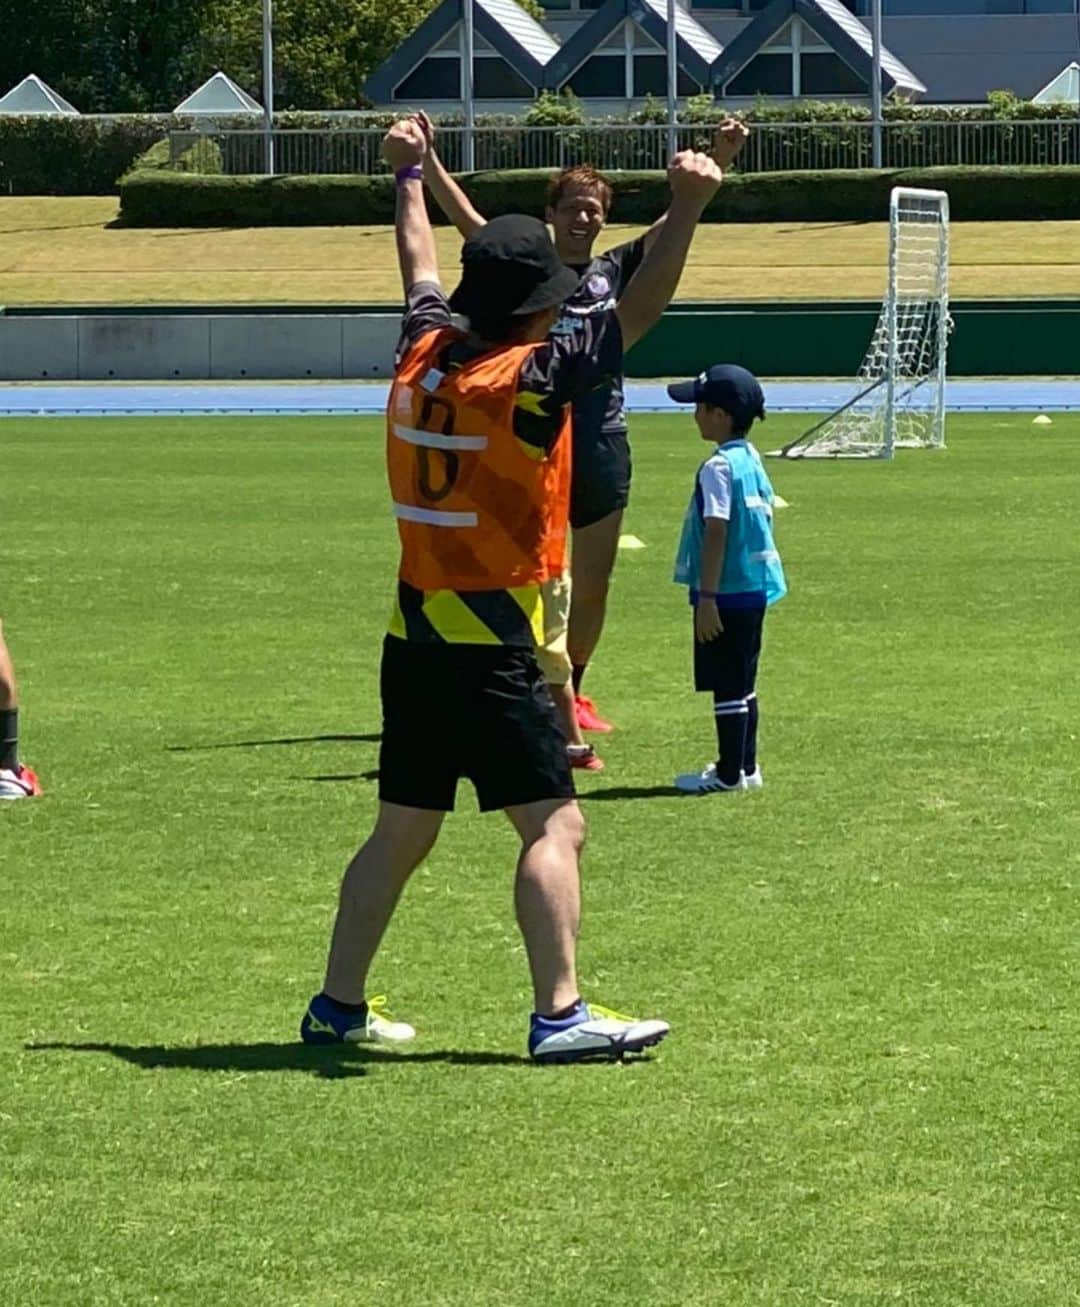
left=5, top=197, right=1080, bottom=302
left=1, top=413, right=1079, bottom=1305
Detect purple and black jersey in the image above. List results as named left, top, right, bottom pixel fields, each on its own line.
left=553, top=236, right=647, bottom=440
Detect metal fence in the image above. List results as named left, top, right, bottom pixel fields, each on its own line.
left=170, top=119, right=1080, bottom=176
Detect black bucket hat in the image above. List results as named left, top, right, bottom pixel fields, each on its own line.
left=449, top=214, right=580, bottom=320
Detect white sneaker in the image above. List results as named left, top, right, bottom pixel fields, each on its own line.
left=742, top=766, right=764, bottom=791
left=674, top=762, right=745, bottom=795
left=0, top=765, right=40, bottom=801
left=530, top=1002, right=670, bottom=1063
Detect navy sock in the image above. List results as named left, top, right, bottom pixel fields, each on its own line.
left=540, top=997, right=583, bottom=1022
left=0, top=708, right=17, bottom=772
left=322, top=992, right=367, bottom=1014
left=744, top=694, right=759, bottom=773
left=713, top=696, right=748, bottom=787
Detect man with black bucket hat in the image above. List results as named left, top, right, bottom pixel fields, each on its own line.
left=299, top=116, right=724, bottom=1063
left=668, top=365, right=788, bottom=797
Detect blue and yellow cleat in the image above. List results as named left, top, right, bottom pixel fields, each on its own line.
left=300, top=992, right=416, bottom=1046
left=529, top=1000, right=670, bottom=1064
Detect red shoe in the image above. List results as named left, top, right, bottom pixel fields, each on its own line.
left=574, top=694, right=614, bottom=734
left=0, top=763, right=42, bottom=800
left=568, top=745, right=605, bottom=773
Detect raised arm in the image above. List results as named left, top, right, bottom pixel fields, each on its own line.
left=613, top=151, right=722, bottom=350
left=638, top=118, right=748, bottom=255
left=415, top=111, right=487, bottom=240
left=383, top=118, right=439, bottom=295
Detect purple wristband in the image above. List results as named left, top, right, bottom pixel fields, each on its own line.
left=395, top=165, right=423, bottom=184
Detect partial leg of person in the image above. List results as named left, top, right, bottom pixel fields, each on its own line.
left=675, top=607, right=763, bottom=796
left=567, top=508, right=623, bottom=732
left=301, top=802, right=443, bottom=1045
left=0, top=619, right=41, bottom=801
left=505, top=797, right=669, bottom=1063
left=539, top=575, right=603, bottom=772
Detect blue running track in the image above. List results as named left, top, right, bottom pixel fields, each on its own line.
left=1, top=379, right=1079, bottom=418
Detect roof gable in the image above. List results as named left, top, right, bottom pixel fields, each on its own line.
left=712, top=0, right=924, bottom=98
left=365, top=0, right=559, bottom=102
left=174, top=71, right=262, bottom=115
left=547, top=0, right=722, bottom=90
left=0, top=74, right=79, bottom=115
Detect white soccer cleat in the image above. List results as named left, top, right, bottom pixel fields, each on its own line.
left=0, top=765, right=41, bottom=801
left=530, top=1002, right=670, bottom=1064
left=674, top=762, right=746, bottom=795
left=742, top=766, right=764, bottom=790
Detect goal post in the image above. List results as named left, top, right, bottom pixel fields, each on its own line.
left=776, top=187, right=951, bottom=460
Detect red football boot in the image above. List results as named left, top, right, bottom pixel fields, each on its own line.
left=574, top=694, right=614, bottom=734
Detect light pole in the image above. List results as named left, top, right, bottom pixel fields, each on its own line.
left=871, top=0, right=883, bottom=169
left=463, top=0, right=476, bottom=172
left=262, top=0, right=275, bottom=174
left=666, top=0, right=678, bottom=158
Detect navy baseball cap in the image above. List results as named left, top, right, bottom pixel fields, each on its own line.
left=667, top=364, right=766, bottom=430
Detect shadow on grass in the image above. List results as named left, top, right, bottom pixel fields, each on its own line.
left=27, top=1041, right=529, bottom=1077
left=168, top=733, right=380, bottom=752
left=579, top=785, right=681, bottom=801
left=304, top=770, right=379, bottom=783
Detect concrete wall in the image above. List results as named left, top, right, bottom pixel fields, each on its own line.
left=4, top=303, right=1079, bottom=381
left=0, top=313, right=399, bottom=382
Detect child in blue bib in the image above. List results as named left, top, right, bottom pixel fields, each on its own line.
left=669, top=364, right=787, bottom=794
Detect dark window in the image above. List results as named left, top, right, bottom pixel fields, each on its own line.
left=394, top=57, right=459, bottom=100
left=800, top=52, right=867, bottom=96
left=475, top=57, right=535, bottom=99
left=537, top=0, right=574, bottom=7
left=632, top=56, right=700, bottom=96
left=567, top=55, right=625, bottom=97
left=580, top=0, right=607, bottom=8
left=725, top=53, right=792, bottom=97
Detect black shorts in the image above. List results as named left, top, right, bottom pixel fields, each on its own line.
left=378, top=636, right=574, bottom=813
left=570, top=429, right=632, bottom=530
left=693, top=606, right=766, bottom=697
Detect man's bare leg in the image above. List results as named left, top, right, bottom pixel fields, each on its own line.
left=323, top=801, right=445, bottom=1004
left=568, top=509, right=624, bottom=691
left=505, top=797, right=585, bottom=1014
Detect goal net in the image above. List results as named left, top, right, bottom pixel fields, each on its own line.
left=778, top=187, right=950, bottom=459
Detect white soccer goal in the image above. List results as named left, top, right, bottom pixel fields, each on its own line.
left=777, top=187, right=951, bottom=459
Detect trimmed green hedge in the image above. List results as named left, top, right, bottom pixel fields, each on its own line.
left=117, top=165, right=1080, bottom=228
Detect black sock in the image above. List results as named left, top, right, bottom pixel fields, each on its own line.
left=744, top=694, right=759, bottom=774
left=713, top=697, right=748, bottom=787
left=0, top=708, right=17, bottom=772
left=571, top=664, right=587, bottom=695
left=542, top=997, right=583, bottom=1021
left=321, top=991, right=367, bottom=1014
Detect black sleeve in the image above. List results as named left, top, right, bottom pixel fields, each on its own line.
left=598, top=236, right=648, bottom=296
left=511, top=310, right=625, bottom=453
left=395, top=282, right=452, bottom=368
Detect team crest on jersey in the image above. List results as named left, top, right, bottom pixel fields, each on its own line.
left=587, top=273, right=610, bottom=298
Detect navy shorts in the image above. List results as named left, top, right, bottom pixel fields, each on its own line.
left=570, top=429, right=632, bottom=530
left=693, top=606, right=766, bottom=697
left=378, top=636, right=574, bottom=813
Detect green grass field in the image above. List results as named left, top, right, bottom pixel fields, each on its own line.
left=3, top=412, right=1080, bottom=1305
left=5, top=197, right=1080, bottom=303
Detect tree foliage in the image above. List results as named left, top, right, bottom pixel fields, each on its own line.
left=0, top=0, right=440, bottom=111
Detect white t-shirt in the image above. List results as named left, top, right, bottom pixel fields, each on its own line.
left=698, top=452, right=733, bottom=522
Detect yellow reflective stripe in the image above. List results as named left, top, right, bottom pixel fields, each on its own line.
left=508, top=584, right=546, bottom=644
left=388, top=595, right=406, bottom=639
left=422, top=590, right=503, bottom=644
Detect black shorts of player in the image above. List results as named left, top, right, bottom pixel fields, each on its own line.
left=378, top=636, right=575, bottom=813
left=570, top=428, right=632, bottom=530
left=693, top=605, right=766, bottom=697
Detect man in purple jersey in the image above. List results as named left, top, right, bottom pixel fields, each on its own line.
left=419, top=115, right=749, bottom=761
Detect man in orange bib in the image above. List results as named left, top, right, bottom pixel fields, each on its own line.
left=300, top=117, right=723, bottom=1063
